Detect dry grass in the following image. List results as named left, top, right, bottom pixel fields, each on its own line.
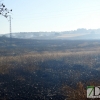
left=61, top=82, right=86, bottom=100
left=0, top=48, right=100, bottom=74
left=61, top=81, right=100, bottom=100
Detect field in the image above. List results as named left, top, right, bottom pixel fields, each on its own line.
left=0, top=37, right=100, bottom=100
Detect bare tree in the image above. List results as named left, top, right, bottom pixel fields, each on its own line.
left=0, top=2, right=12, bottom=18
left=0, top=2, right=12, bottom=39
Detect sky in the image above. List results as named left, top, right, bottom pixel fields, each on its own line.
left=0, top=0, right=100, bottom=34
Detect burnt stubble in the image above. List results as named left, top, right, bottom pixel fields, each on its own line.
left=0, top=37, right=100, bottom=100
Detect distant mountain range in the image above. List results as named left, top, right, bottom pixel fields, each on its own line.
left=1, top=28, right=100, bottom=40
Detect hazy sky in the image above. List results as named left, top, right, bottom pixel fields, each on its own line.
left=0, top=0, right=100, bottom=34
